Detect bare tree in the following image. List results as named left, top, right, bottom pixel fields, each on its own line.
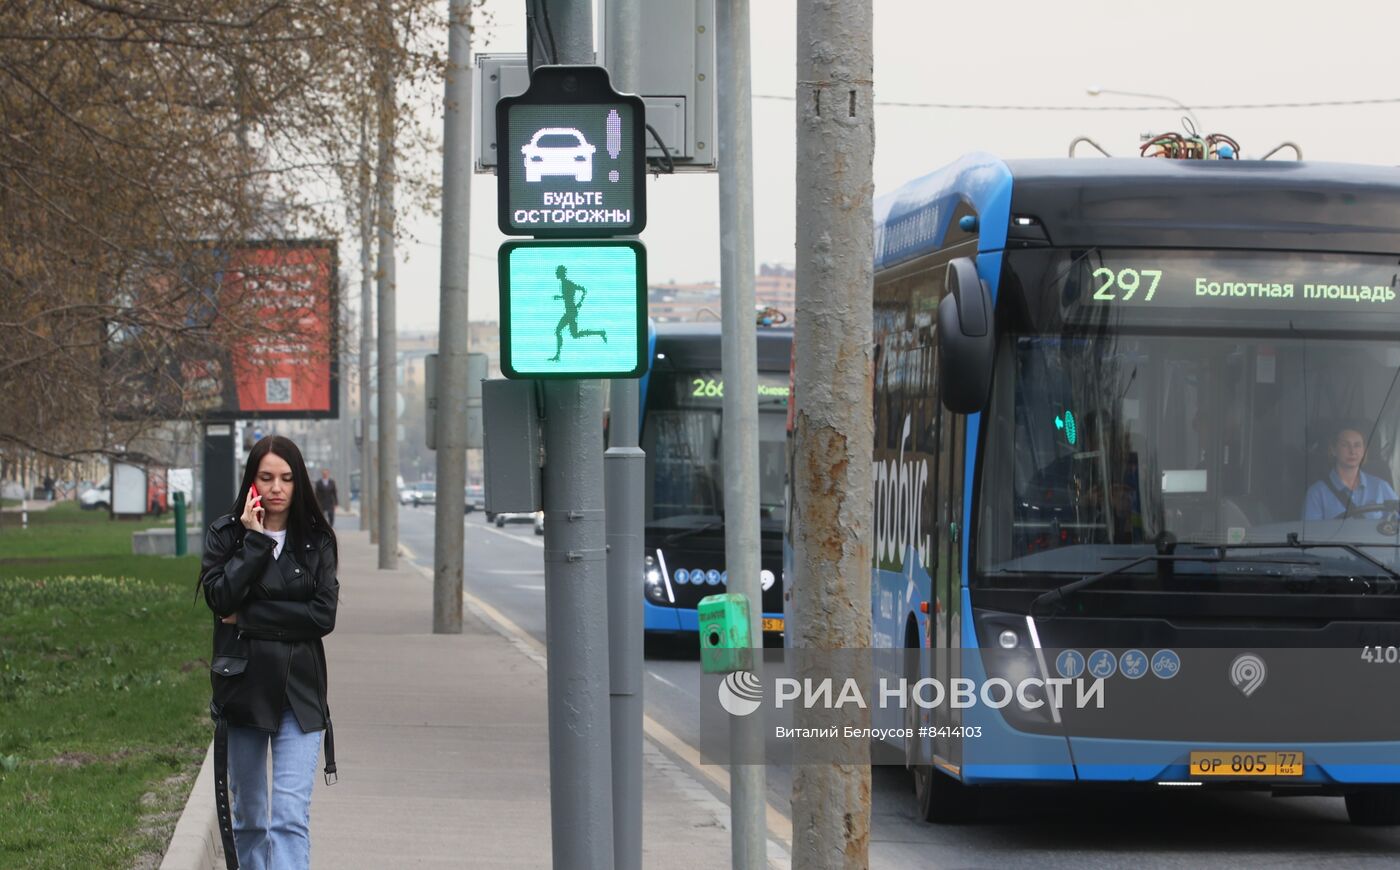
left=0, top=0, right=456, bottom=464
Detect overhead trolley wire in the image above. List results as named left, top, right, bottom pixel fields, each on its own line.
left=754, top=95, right=1400, bottom=111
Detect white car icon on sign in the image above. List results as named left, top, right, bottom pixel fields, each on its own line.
left=522, top=127, right=596, bottom=183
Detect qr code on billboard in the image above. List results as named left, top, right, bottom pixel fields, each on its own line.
left=265, top=378, right=293, bottom=404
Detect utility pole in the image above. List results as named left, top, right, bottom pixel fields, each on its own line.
left=358, top=107, right=377, bottom=539
left=375, top=1, right=399, bottom=570
left=432, top=0, right=472, bottom=633
left=603, top=2, right=643, bottom=868
left=532, top=2, right=615, bottom=866
left=716, top=3, right=765, bottom=867
left=338, top=310, right=354, bottom=515
left=791, top=1, right=875, bottom=867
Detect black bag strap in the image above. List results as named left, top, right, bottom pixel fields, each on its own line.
left=213, top=717, right=240, bottom=869
left=315, top=638, right=337, bottom=785
left=323, top=718, right=337, bottom=785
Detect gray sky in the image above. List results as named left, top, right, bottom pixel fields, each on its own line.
left=392, top=0, right=1400, bottom=330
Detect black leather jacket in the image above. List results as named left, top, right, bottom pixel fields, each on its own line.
left=200, top=515, right=339, bottom=733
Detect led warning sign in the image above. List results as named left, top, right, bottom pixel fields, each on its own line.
left=498, top=240, right=647, bottom=379
left=497, top=65, right=646, bottom=237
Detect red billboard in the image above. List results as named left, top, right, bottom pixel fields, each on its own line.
left=178, top=241, right=339, bottom=421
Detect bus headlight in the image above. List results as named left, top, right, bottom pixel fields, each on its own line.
left=644, top=555, right=672, bottom=604
left=976, top=609, right=1056, bottom=725
left=646, top=550, right=676, bottom=604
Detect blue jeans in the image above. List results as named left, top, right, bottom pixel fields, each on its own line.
left=227, top=708, right=322, bottom=870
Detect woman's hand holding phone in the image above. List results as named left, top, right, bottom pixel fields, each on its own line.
left=240, top=484, right=264, bottom=532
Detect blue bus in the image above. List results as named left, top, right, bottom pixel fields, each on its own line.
left=844, top=153, right=1400, bottom=824
left=640, top=322, right=793, bottom=641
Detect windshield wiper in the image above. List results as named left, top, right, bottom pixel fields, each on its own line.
left=1212, top=533, right=1400, bottom=586
left=663, top=520, right=724, bottom=546
left=1030, top=547, right=1316, bottom=615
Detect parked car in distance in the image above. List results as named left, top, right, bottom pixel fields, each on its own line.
left=494, top=509, right=543, bottom=532
left=79, top=478, right=111, bottom=511
left=465, top=484, right=485, bottom=514
left=403, top=481, right=436, bottom=507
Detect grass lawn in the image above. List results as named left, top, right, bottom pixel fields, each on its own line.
left=0, top=502, right=212, bottom=868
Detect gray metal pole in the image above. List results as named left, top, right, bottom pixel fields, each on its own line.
left=338, top=312, right=353, bottom=523
left=603, top=3, right=643, bottom=867
left=543, top=379, right=616, bottom=869
left=716, top=3, right=765, bottom=866
left=535, top=4, right=614, bottom=867
left=432, top=0, right=472, bottom=633
left=375, top=20, right=399, bottom=570
left=358, top=110, right=376, bottom=537
left=792, top=0, right=875, bottom=865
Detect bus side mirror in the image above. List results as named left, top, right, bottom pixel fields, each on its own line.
left=937, top=257, right=996, bottom=414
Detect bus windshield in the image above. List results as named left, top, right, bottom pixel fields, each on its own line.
left=642, top=369, right=790, bottom=528
left=978, top=248, right=1400, bottom=586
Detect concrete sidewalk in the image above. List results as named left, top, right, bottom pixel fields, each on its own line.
left=307, top=528, right=743, bottom=869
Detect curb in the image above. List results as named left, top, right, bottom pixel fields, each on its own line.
left=158, top=740, right=223, bottom=870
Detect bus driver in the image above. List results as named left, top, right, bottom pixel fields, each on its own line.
left=1303, top=423, right=1398, bottom=520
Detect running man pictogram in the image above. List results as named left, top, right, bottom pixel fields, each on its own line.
left=548, top=265, right=608, bottom=362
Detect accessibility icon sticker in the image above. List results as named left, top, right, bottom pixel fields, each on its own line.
left=1087, top=649, right=1117, bottom=679
left=1055, top=650, right=1086, bottom=679
left=1119, top=649, right=1149, bottom=679
left=1152, top=649, right=1181, bottom=679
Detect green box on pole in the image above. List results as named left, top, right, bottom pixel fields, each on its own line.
left=172, top=491, right=187, bottom=557
left=498, top=239, right=647, bottom=379
left=698, top=593, right=753, bottom=675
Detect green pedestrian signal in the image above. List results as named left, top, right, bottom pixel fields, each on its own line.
left=498, top=240, right=647, bottom=379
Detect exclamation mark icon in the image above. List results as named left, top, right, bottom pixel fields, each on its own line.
left=606, top=109, right=621, bottom=183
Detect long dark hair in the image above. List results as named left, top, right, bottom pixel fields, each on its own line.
left=230, top=435, right=336, bottom=555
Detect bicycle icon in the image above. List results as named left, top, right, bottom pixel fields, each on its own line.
left=1151, top=649, right=1181, bottom=679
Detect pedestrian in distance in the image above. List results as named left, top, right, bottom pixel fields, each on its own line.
left=200, top=435, right=338, bottom=870
left=42, top=474, right=54, bottom=501
left=314, top=468, right=339, bottom=529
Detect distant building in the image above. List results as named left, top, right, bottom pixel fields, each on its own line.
left=647, top=264, right=795, bottom=325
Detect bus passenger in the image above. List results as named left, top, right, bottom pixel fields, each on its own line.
left=1303, top=423, right=1398, bottom=520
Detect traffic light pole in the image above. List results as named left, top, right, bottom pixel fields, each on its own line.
left=602, top=1, right=644, bottom=867
left=534, top=3, right=615, bottom=868
left=541, top=380, right=615, bottom=868
left=716, top=3, right=766, bottom=867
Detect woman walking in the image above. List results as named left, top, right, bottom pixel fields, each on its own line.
left=200, top=435, right=339, bottom=869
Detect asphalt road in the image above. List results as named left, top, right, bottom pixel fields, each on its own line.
left=397, top=505, right=1400, bottom=868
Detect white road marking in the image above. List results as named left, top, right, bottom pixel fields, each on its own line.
left=486, top=569, right=545, bottom=575
left=648, top=670, right=684, bottom=692
left=513, top=584, right=545, bottom=592
left=473, top=522, right=544, bottom=548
